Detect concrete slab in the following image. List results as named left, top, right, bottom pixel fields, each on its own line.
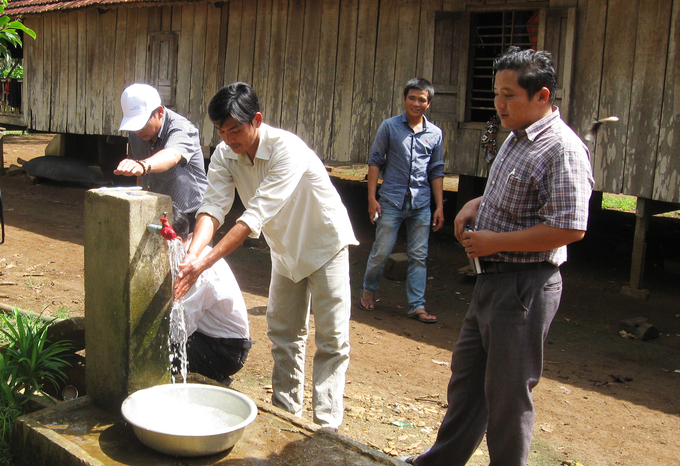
left=620, top=284, right=650, bottom=300
left=13, top=394, right=403, bottom=466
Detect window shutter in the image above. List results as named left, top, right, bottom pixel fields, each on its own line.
left=537, top=7, right=576, bottom=124
left=147, top=32, right=179, bottom=108
left=430, top=11, right=471, bottom=122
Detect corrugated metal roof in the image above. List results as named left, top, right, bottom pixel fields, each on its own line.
left=5, top=0, right=200, bottom=15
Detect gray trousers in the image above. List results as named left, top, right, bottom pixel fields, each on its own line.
left=418, top=262, right=562, bottom=466
left=267, top=247, right=351, bottom=429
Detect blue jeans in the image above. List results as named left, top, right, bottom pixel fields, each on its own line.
left=362, top=201, right=431, bottom=314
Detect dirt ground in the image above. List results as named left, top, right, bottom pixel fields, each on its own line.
left=1, top=133, right=679, bottom=466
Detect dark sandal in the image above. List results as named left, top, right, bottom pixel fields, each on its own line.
left=408, top=308, right=437, bottom=324
left=358, top=292, right=376, bottom=311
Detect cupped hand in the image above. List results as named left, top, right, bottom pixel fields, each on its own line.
left=173, top=253, right=201, bottom=300
left=114, top=158, right=143, bottom=177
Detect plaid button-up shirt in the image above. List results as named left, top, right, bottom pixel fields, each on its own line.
left=475, top=109, right=594, bottom=266
left=129, top=108, right=208, bottom=214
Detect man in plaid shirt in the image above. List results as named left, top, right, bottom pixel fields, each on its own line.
left=406, top=47, right=594, bottom=466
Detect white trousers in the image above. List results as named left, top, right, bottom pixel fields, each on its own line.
left=267, top=247, right=351, bottom=428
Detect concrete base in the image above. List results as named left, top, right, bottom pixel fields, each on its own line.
left=13, top=392, right=402, bottom=466
left=620, top=285, right=650, bottom=300
left=84, top=189, right=174, bottom=415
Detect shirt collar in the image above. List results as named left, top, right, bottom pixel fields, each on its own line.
left=224, top=123, right=272, bottom=162
left=516, top=107, right=560, bottom=142
left=150, top=108, right=168, bottom=148
left=400, top=112, right=429, bottom=132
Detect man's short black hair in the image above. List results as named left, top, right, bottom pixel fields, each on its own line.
left=403, top=78, right=435, bottom=102
left=494, top=46, right=558, bottom=105
left=208, top=82, right=261, bottom=128
left=172, top=209, right=190, bottom=240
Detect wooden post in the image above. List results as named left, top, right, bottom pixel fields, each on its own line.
left=624, top=197, right=650, bottom=299
left=0, top=127, right=5, bottom=176
left=621, top=197, right=679, bottom=299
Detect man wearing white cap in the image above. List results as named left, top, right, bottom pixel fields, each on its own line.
left=116, top=83, right=208, bottom=229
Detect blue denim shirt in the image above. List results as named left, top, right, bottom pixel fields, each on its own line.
left=368, top=113, right=444, bottom=210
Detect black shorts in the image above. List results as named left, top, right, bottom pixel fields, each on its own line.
left=185, top=331, right=251, bottom=381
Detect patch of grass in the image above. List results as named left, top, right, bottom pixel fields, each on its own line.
left=0, top=313, right=40, bottom=346
left=0, top=400, right=21, bottom=465
left=1, top=130, right=27, bottom=136
left=24, top=276, right=43, bottom=291
left=52, top=306, right=71, bottom=320
left=602, top=193, right=636, bottom=213
left=601, top=192, right=680, bottom=218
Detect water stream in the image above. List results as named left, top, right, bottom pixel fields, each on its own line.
left=166, top=237, right=189, bottom=383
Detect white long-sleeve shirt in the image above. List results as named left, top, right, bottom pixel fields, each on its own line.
left=183, top=245, right=249, bottom=340
left=198, top=123, right=358, bottom=282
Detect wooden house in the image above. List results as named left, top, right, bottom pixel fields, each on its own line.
left=3, top=0, right=680, bottom=293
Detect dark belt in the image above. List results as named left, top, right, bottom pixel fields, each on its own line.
left=479, top=261, right=543, bottom=274
left=218, top=338, right=253, bottom=349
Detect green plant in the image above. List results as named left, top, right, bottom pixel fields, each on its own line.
left=0, top=0, right=35, bottom=61
left=0, top=308, right=71, bottom=464
left=0, top=309, right=72, bottom=464
left=0, top=58, right=21, bottom=78
left=602, top=193, right=636, bottom=213
left=24, top=276, right=42, bottom=291
left=0, top=309, right=72, bottom=406
left=601, top=193, right=680, bottom=218
left=0, top=399, right=20, bottom=465
left=52, top=306, right=71, bottom=320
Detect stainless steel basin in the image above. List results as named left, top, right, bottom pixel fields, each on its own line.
left=121, top=383, right=257, bottom=457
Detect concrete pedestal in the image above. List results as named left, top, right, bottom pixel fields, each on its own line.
left=84, top=189, right=173, bottom=414
left=12, top=389, right=403, bottom=466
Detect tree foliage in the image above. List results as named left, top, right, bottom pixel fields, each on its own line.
left=0, top=0, right=36, bottom=61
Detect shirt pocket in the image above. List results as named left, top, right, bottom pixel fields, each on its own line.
left=498, top=170, right=535, bottom=215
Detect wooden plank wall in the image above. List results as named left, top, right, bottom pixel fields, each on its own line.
left=656, top=0, right=680, bottom=203
left=570, top=0, right=680, bottom=203
left=18, top=0, right=680, bottom=203
left=22, top=0, right=458, bottom=162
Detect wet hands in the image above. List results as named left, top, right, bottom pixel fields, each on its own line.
left=173, top=252, right=201, bottom=300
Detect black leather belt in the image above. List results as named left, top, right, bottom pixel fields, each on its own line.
left=219, top=338, right=253, bottom=349
left=479, top=261, right=542, bottom=274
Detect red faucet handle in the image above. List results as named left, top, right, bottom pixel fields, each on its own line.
left=159, top=217, right=178, bottom=241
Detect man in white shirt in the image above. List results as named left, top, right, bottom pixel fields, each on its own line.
left=174, top=82, right=358, bottom=429
left=170, top=211, right=251, bottom=386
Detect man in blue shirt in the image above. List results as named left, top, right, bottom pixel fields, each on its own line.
left=359, top=78, right=444, bottom=323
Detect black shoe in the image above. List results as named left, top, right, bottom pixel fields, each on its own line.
left=218, top=376, right=233, bottom=387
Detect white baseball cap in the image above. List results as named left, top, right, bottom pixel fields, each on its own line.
left=119, top=83, right=162, bottom=131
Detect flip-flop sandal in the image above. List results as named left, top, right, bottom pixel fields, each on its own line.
left=408, top=309, right=437, bottom=324
left=358, top=293, right=376, bottom=311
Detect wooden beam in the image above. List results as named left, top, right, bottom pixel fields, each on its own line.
left=627, top=197, right=650, bottom=292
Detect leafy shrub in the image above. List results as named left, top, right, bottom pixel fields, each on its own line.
left=0, top=0, right=36, bottom=61
left=0, top=308, right=72, bottom=464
